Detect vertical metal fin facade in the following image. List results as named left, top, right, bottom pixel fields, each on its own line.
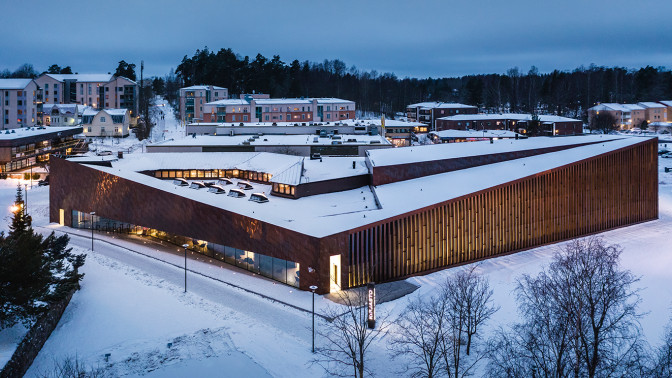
left=348, top=139, right=658, bottom=287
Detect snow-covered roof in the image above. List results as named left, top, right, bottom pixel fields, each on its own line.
left=114, top=152, right=302, bottom=175
left=589, top=103, right=645, bottom=112
left=638, top=102, right=665, bottom=109
left=103, top=109, right=129, bottom=116
left=43, top=73, right=114, bottom=82
left=437, top=113, right=580, bottom=123
left=0, top=78, right=33, bottom=89
left=207, top=99, right=250, bottom=106
left=181, top=85, right=227, bottom=91
left=429, top=129, right=520, bottom=139
left=151, top=134, right=390, bottom=147
left=659, top=101, right=672, bottom=107
left=367, top=135, right=622, bottom=167
left=407, top=102, right=477, bottom=109
left=340, top=119, right=426, bottom=127
left=206, top=97, right=354, bottom=106
left=81, top=136, right=651, bottom=238
left=0, top=126, right=81, bottom=140
left=43, top=104, right=79, bottom=115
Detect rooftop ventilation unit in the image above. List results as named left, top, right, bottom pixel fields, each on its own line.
left=189, top=181, right=206, bottom=189
left=237, top=181, right=253, bottom=190
left=228, top=188, right=246, bottom=198
left=249, top=193, right=269, bottom=203
left=217, top=177, right=233, bottom=186
left=208, top=185, right=226, bottom=194
left=172, top=178, right=189, bottom=186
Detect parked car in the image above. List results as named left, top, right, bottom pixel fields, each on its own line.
left=37, top=176, right=50, bottom=186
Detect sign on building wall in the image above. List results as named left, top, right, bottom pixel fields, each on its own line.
left=367, top=282, right=376, bottom=329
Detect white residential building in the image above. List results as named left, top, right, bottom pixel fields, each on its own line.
left=82, top=109, right=130, bottom=137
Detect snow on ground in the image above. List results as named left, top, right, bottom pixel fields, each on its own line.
left=85, top=97, right=186, bottom=156
left=0, top=146, right=671, bottom=376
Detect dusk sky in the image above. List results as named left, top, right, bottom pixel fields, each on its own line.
left=2, top=0, right=671, bottom=79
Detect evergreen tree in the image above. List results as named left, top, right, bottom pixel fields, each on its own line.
left=0, top=185, right=85, bottom=329
left=114, top=60, right=137, bottom=81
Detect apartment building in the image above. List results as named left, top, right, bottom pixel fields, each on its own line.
left=35, top=73, right=138, bottom=115
left=435, top=113, right=583, bottom=135
left=658, top=101, right=672, bottom=122
left=406, top=102, right=478, bottom=130
left=200, top=97, right=355, bottom=124
left=0, top=79, right=40, bottom=129
left=637, top=102, right=667, bottom=125
left=179, top=85, right=228, bottom=123
left=81, top=108, right=131, bottom=137
left=587, top=103, right=647, bottom=129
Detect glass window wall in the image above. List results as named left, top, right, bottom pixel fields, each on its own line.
left=71, top=210, right=299, bottom=288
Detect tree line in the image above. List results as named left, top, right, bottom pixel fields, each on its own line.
left=172, top=47, right=672, bottom=120
left=313, top=237, right=672, bottom=378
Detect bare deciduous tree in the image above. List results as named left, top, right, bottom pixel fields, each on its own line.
left=313, top=287, right=389, bottom=378
left=389, top=295, right=446, bottom=378
left=441, top=266, right=497, bottom=378
left=487, top=237, right=645, bottom=378
left=651, top=318, right=672, bottom=377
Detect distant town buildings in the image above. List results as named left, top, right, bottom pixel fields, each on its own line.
left=34, top=73, right=138, bottom=116
left=587, top=102, right=669, bottom=129
left=81, top=108, right=131, bottom=137
left=201, top=96, right=356, bottom=124
left=435, top=113, right=583, bottom=135
left=405, top=102, right=478, bottom=130
left=0, top=79, right=40, bottom=129
left=178, top=85, right=228, bottom=123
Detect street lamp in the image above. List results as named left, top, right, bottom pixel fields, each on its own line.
left=24, top=184, right=28, bottom=215
left=90, top=211, right=96, bottom=251
left=309, top=285, right=318, bottom=353
left=182, top=244, right=189, bottom=292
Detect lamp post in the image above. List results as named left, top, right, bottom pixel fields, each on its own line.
left=309, top=285, right=318, bottom=353
left=182, top=244, right=189, bottom=292
left=90, top=211, right=95, bottom=251
left=24, top=184, right=27, bottom=215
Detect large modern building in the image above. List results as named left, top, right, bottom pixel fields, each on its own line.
left=0, top=79, right=41, bottom=129
left=178, top=85, right=228, bottom=123
left=0, top=126, right=82, bottom=173
left=50, top=135, right=657, bottom=294
left=34, top=73, right=138, bottom=115
left=406, top=102, right=478, bottom=130
left=201, top=97, right=356, bottom=124
left=435, top=113, right=583, bottom=135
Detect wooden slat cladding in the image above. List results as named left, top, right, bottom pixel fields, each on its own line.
left=348, top=139, right=658, bottom=287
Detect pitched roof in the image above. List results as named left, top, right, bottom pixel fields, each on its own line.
left=43, top=73, right=114, bottom=82
left=0, top=78, right=33, bottom=89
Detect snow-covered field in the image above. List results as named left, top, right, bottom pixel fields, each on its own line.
left=1, top=112, right=671, bottom=376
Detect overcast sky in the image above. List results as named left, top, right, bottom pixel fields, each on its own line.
left=1, top=0, right=671, bottom=79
